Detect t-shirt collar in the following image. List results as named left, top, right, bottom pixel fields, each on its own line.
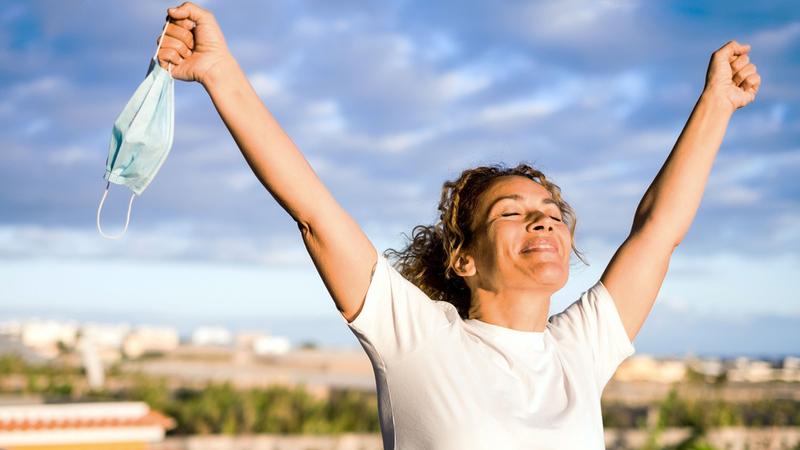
left=463, top=318, right=546, bottom=352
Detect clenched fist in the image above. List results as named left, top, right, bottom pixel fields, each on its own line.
left=156, top=2, right=232, bottom=85
left=704, top=40, right=761, bottom=111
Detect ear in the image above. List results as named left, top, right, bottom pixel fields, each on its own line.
left=452, top=251, right=476, bottom=278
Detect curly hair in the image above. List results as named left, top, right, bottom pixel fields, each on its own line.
left=384, top=162, right=587, bottom=320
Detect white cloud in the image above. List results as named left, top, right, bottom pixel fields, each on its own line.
left=250, top=72, right=283, bottom=98
left=9, top=75, right=68, bottom=98
left=477, top=97, right=561, bottom=124
left=728, top=103, right=790, bottom=138
left=293, top=16, right=354, bottom=37
left=303, top=99, right=346, bottom=134
left=750, top=21, right=800, bottom=51
left=48, top=145, right=96, bottom=166
left=501, top=0, right=641, bottom=43
left=223, top=170, right=260, bottom=192
left=418, top=32, right=460, bottom=62
left=22, top=118, right=50, bottom=136
left=616, top=127, right=679, bottom=154
left=0, top=224, right=308, bottom=267
left=709, top=185, right=762, bottom=206
left=436, top=67, right=492, bottom=101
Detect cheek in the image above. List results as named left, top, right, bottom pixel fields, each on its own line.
left=559, top=228, right=572, bottom=257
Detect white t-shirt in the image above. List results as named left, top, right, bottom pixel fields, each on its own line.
left=344, top=247, right=635, bottom=450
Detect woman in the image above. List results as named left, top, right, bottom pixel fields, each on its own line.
left=155, top=3, right=761, bottom=448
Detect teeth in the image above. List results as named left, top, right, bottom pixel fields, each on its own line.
left=524, top=244, right=554, bottom=251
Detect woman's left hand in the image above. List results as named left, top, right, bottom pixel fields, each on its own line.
left=703, top=40, right=761, bottom=111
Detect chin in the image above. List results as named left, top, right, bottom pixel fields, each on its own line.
left=532, top=263, right=569, bottom=288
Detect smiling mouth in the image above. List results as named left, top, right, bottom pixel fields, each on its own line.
left=521, top=238, right=559, bottom=254
left=521, top=246, right=557, bottom=254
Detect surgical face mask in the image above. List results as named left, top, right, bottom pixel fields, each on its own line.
left=96, top=20, right=174, bottom=239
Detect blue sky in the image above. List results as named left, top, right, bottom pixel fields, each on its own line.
left=0, top=0, right=798, bottom=355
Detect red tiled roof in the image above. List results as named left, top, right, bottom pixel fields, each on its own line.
left=0, top=410, right=174, bottom=431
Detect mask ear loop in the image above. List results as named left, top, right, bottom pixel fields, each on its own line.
left=97, top=181, right=135, bottom=240
left=97, top=18, right=173, bottom=240
left=97, top=19, right=173, bottom=240
left=154, top=18, right=174, bottom=76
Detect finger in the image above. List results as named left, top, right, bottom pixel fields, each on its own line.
left=731, top=54, right=749, bottom=73
left=733, top=64, right=757, bottom=86
left=743, top=73, right=761, bottom=93
left=168, top=2, right=211, bottom=25
left=157, top=47, right=184, bottom=67
left=171, top=18, right=196, bottom=31
left=715, top=40, right=751, bottom=62
left=161, top=35, right=192, bottom=59
left=165, top=22, right=195, bottom=49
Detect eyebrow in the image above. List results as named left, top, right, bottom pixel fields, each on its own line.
left=485, top=194, right=559, bottom=216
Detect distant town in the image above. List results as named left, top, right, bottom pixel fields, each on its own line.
left=1, top=317, right=798, bottom=388
left=0, top=317, right=798, bottom=450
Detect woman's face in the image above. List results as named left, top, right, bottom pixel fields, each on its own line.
left=458, top=175, right=572, bottom=294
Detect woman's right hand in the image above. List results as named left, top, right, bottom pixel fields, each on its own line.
left=156, top=2, right=232, bottom=85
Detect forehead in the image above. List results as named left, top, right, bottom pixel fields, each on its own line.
left=480, top=175, right=553, bottom=207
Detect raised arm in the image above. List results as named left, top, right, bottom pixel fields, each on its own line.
left=159, top=2, right=376, bottom=322
left=601, top=40, right=761, bottom=342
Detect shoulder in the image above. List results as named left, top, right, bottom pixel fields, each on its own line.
left=433, top=300, right=461, bottom=324
left=546, top=280, right=612, bottom=338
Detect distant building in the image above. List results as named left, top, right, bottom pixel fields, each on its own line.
left=0, top=321, right=22, bottom=339
left=781, top=356, right=800, bottom=382
left=81, top=323, right=130, bottom=349
left=253, top=335, right=292, bottom=356
left=79, top=323, right=131, bottom=364
left=123, top=326, right=180, bottom=359
left=18, top=320, right=78, bottom=359
left=614, top=355, right=686, bottom=383
left=727, top=357, right=777, bottom=383
left=687, top=356, right=725, bottom=381
left=236, top=331, right=292, bottom=356
left=191, top=326, right=233, bottom=347
left=0, top=402, right=174, bottom=449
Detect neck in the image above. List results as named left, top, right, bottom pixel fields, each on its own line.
left=469, top=286, right=551, bottom=332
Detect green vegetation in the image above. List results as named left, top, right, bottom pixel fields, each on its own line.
left=0, top=354, right=379, bottom=435
left=93, top=378, right=380, bottom=435
left=607, top=386, right=800, bottom=450
left=3, top=354, right=799, bottom=442
left=602, top=386, right=800, bottom=429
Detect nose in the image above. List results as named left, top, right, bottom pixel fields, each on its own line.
left=525, top=211, right=554, bottom=232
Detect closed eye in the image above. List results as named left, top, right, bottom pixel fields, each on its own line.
left=500, top=212, right=562, bottom=222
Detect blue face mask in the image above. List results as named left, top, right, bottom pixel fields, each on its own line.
left=97, top=20, right=175, bottom=239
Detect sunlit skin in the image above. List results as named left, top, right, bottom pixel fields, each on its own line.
left=452, top=175, right=572, bottom=333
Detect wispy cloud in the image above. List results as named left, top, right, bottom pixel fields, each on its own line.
left=0, top=0, right=798, bottom=341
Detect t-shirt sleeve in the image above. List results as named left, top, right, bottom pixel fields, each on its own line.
left=342, top=246, right=455, bottom=361
left=547, top=280, right=635, bottom=391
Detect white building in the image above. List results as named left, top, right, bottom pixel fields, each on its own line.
left=80, top=323, right=130, bottom=349
left=727, top=357, right=776, bottom=383
left=122, top=326, right=180, bottom=359
left=191, top=326, right=233, bottom=347
left=0, top=320, right=22, bottom=338
left=781, top=356, right=800, bottom=382
left=235, top=331, right=292, bottom=356
left=79, top=323, right=131, bottom=364
left=614, top=355, right=686, bottom=383
left=252, top=335, right=292, bottom=356
left=17, top=320, right=78, bottom=359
